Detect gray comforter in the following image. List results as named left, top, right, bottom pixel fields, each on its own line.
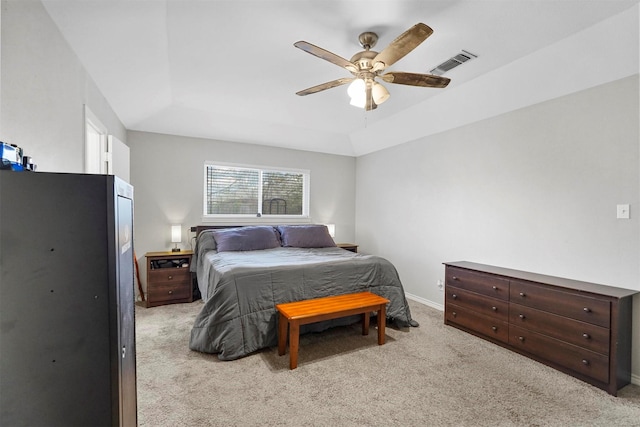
left=189, top=242, right=413, bottom=360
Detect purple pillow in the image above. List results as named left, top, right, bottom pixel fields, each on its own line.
left=212, top=226, right=280, bottom=252
left=277, top=225, right=336, bottom=248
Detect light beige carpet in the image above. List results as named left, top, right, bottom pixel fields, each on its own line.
left=135, top=299, right=640, bottom=426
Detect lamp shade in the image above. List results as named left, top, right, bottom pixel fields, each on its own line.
left=171, top=224, right=182, bottom=243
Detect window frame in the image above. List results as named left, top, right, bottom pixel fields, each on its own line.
left=202, top=161, right=311, bottom=223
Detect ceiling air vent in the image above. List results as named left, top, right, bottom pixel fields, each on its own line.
left=430, top=50, right=477, bottom=76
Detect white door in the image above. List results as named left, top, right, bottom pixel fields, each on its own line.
left=84, top=105, right=110, bottom=174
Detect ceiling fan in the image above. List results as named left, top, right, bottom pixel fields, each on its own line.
left=294, top=23, right=451, bottom=111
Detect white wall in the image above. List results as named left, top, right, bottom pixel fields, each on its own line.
left=127, top=130, right=356, bottom=292
left=0, top=0, right=126, bottom=173
left=355, top=75, right=640, bottom=381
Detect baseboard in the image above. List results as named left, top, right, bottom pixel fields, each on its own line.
left=632, top=373, right=640, bottom=386
left=405, top=292, right=443, bottom=311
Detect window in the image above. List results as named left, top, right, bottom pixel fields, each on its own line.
left=203, top=163, right=309, bottom=219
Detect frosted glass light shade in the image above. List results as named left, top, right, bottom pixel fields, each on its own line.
left=171, top=224, right=182, bottom=243
left=372, top=82, right=389, bottom=104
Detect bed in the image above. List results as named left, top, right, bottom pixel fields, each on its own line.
left=189, top=224, right=415, bottom=360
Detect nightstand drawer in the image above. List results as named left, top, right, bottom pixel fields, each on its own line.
left=148, top=268, right=191, bottom=285
left=147, top=282, right=191, bottom=303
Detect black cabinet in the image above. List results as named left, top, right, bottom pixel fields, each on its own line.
left=0, top=171, right=137, bottom=426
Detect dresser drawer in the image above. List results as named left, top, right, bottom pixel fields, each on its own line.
left=509, top=303, right=609, bottom=355
left=509, top=325, right=609, bottom=384
left=446, top=286, right=509, bottom=322
left=510, top=280, right=610, bottom=328
left=147, top=281, right=191, bottom=303
left=445, top=303, right=509, bottom=344
left=446, top=266, right=509, bottom=301
left=148, top=268, right=191, bottom=285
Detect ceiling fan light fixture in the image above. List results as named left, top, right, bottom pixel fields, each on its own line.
left=347, top=78, right=365, bottom=99
left=372, top=82, right=389, bottom=105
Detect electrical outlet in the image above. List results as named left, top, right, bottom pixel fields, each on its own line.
left=437, top=280, right=444, bottom=291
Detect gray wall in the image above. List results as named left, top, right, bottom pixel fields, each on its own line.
left=355, top=75, right=640, bottom=380
left=127, top=130, right=356, bottom=290
left=0, top=0, right=126, bottom=172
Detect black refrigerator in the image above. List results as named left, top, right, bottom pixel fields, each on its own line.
left=0, top=171, right=137, bottom=426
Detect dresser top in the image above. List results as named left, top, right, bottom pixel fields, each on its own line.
left=444, top=261, right=638, bottom=299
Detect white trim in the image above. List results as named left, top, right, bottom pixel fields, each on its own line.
left=84, top=105, right=108, bottom=174
left=405, top=292, right=443, bottom=311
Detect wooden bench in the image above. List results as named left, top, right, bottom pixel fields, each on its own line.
left=276, top=291, right=390, bottom=369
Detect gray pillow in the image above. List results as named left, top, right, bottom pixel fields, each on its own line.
left=277, top=225, right=336, bottom=248
left=212, top=226, right=280, bottom=252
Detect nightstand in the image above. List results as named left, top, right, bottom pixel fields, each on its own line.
left=337, top=243, right=358, bottom=253
left=145, top=250, right=193, bottom=308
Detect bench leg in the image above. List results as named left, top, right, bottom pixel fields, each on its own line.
left=278, top=313, right=288, bottom=356
left=377, top=305, right=386, bottom=345
left=289, top=321, right=300, bottom=369
left=362, top=312, right=370, bottom=335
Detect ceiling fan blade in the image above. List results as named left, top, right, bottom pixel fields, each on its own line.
left=372, top=23, right=433, bottom=70
left=296, top=77, right=354, bottom=96
left=294, top=41, right=357, bottom=73
left=381, top=72, right=450, bottom=88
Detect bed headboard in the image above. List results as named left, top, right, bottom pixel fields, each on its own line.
left=191, top=225, right=245, bottom=236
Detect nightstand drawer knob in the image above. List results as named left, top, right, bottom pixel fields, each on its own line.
left=583, top=307, right=591, bottom=313
left=168, top=290, right=173, bottom=295
left=492, top=286, right=498, bottom=290
left=491, top=306, right=497, bottom=311
left=491, top=326, right=497, bottom=331
left=583, top=333, right=590, bottom=339
left=519, top=314, right=525, bottom=319
left=519, top=292, right=526, bottom=297
left=582, top=359, right=589, bottom=365
left=452, top=312, right=457, bottom=317
left=168, top=275, right=173, bottom=280
left=452, top=276, right=458, bottom=281
left=452, top=294, right=457, bottom=299
left=518, top=336, right=525, bottom=342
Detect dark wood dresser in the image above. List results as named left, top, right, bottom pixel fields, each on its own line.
left=444, top=261, right=638, bottom=396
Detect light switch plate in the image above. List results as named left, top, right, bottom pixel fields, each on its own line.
left=617, top=204, right=630, bottom=219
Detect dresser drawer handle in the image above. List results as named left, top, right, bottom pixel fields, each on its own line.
left=452, top=276, right=459, bottom=281
left=168, top=290, right=173, bottom=295
left=492, top=286, right=498, bottom=290
left=582, top=359, right=589, bottom=365
left=518, top=336, right=525, bottom=342
left=452, top=294, right=457, bottom=299
left=168, top=275, right=173, bottom=280
left=519, top=292, right=526, bottom=297
left=519, top=314, right=525, bottom=319
left=491, top=326, right=497, bottom=331
left=491, top=306, right=497, bottom=311
left=452, top=312, right=457, bottom=317
left=583, top=333, right=590, bottom=339
left=583, top=307, right=591, bottom=313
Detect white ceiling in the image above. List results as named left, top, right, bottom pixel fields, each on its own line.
left=41, top=0, right=639, bottom=157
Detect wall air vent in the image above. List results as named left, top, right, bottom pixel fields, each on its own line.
left=430, top=50, right=478, bottom=76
